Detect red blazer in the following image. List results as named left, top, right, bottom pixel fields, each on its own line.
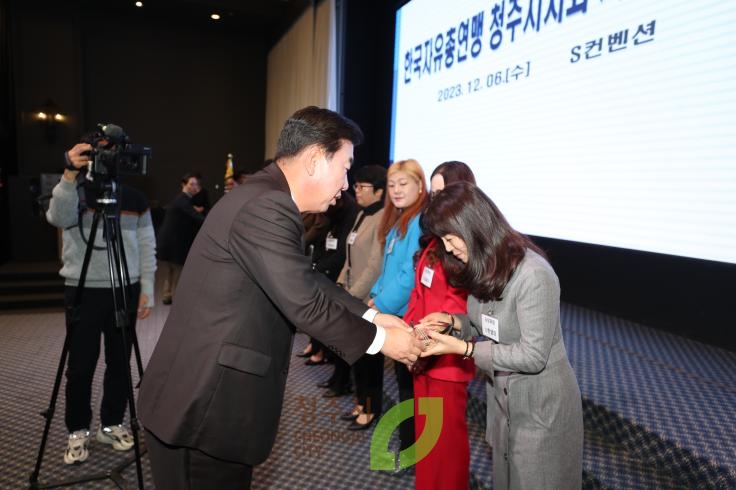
left=404, top=239, right=475, bottom=382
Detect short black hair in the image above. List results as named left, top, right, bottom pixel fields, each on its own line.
left=274, top=106, right=363, bottom=161
left=180, top=173, right=200, bottom=185
left=353, top=164, right=387, bottom=192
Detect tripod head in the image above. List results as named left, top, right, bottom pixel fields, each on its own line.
left=82, top=176, right=121, bottom=216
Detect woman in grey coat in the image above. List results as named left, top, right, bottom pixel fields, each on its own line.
left=417, top=181, right=583, bottom=490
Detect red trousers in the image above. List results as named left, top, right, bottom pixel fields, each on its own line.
left=413, top=374, right=470, bottom=490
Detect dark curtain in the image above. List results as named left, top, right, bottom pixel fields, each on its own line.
left=0, top=0, right=17, bottom=263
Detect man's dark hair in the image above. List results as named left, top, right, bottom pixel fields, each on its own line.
left=180, top=173, right=200, bottom=185
left=353, top=164, right=387, bottom=192
left=274, top=106, right=363, bottom=161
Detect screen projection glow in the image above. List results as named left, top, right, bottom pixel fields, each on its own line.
left=391, top=0, right=736, bottom=264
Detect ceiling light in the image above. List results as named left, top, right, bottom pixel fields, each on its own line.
left=135, top=1, right=143, bottom=7
left=211, top=13, right=221, bottom=20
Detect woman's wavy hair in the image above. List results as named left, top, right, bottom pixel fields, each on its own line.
left=377, top=159, right=429, bottom=244
left=422, top=181, right=545, bottom=301
left=417, top=161, right=476, bottom=266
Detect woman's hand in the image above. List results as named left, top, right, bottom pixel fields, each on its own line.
left=416, top=311, right=454, bottom=332
left=419, top=330, right=467, bottom=357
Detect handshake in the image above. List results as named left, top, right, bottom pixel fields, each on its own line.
left=375, top=312, right=461, bottom=370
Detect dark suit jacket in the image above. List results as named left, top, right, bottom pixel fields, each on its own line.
left=313, top=191, right=359, bottom=281
left=156, top=192, right=204, bottom=265
left=138, top=163, right=376, bottom=465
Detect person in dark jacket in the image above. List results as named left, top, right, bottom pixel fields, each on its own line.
left=311, top=191, right=359, bottom=394
left=157, top=173, right=205, bottom=304
left=137, top=106, right=421, bottom=490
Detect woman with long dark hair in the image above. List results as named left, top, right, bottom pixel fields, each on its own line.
left=419, top=181, right=583, bottom=489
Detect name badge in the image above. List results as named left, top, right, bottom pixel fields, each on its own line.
left=481, top=314, right=499, bottom=342
left=420, top=266, right=434, bottom=287
left=325, top=236, right=338, bottom=250
left=387, top=237, right=396, bottom=254
left=347, top=232, right=357, bottom=245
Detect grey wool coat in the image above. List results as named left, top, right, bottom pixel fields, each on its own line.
left=459, top=249, right=583, bottom=490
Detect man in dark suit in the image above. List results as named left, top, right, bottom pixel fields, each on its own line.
left=138, top=106, right=422, bottom=489
left=156, top=172, right=205, bottom=304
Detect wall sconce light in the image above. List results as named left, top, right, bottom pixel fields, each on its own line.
left=35, top=98, right=66, bottom=144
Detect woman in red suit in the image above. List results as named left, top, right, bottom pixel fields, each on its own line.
left=404, top=161, right=476, bottom=489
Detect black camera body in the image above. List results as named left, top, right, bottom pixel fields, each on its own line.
left=83, top=123, right=152, bottom=179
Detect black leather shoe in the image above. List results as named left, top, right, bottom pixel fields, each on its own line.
left=347, top=414, right=377, bottom=431
left=316, top=380, right=334, bottom=389
left=339, top=411, right=359, bottom=421
left=162, top=298, right=172, bottom=305
left=296, top=351, right=313, bottom=358
left=322, top=387, right=352, bottom=398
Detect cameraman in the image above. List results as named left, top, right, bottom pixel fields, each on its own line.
left=46, top=140, right=156, bottom=465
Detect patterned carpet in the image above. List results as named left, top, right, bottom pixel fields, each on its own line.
left=0, top=302, right=734, bottom=489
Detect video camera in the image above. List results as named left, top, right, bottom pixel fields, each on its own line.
left=82, top=123, right=152, bottom=179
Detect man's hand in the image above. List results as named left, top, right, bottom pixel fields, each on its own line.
left=137, top=293, right=151, bottom=319
left=379, top=319, right=423, bottom=367
left=373, top=312, right=412, bottom=332
left=66, top=143, right=93, bottom=169
left=62, top=143, right=93, bottom=182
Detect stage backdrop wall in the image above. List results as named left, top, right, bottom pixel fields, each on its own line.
left=340, top=0, right=736, bottom=351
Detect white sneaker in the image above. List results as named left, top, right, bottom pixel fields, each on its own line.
left=64, top=429, right=89, bottom=464
left=96, top=424, right=134, bottom=451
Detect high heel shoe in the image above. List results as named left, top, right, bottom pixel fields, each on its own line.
left=347, top=413, right=378, bottom=431
left=296, top=343, right=314, bottom=357
left=322, top=386, right=353, bottom=398
left=339, top=411, right=359, bottom=421
left=304, top=357, right=328, bottom=366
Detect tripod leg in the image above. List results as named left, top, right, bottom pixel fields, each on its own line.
left=103, top=212, right=145, bottom=490
left=29, top=209, right=103, bottom=488
left=29, top=321, right=74, bottom=489
left=112, top=215, right=146, bottom=381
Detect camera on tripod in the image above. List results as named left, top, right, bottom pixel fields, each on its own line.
left=82, top=123, right=152, bottom=179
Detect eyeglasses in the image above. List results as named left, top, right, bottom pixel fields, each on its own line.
left=353, top=183, right=374, bottom=191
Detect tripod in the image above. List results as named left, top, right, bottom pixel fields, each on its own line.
left=30, top=179, right=146, bottom=490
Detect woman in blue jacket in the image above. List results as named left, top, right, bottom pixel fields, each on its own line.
left=364, top=159, right=428, bottom=472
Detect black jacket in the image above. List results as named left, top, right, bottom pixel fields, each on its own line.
left=138, top=163, right=376, bottom=465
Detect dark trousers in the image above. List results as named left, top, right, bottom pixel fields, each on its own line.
left=64, top=284, right=138, bottom=432
left=327, top=357, right=351, bottom=389
left=352, top=353, right=384, bottom=415
left=394, top=361, right=415, bottom=451
left=145, top=429, right=253, bottom=490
